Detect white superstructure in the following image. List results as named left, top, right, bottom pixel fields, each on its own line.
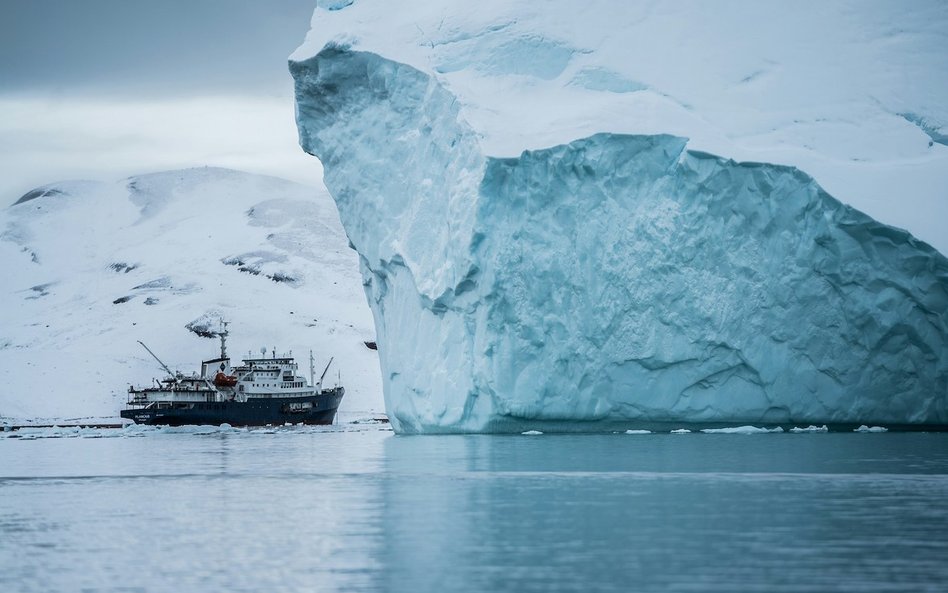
left=126, top=324, right=333, bottom=408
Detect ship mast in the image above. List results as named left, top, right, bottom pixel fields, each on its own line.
left=309, top=350, right=315, bottom=387
left=219, top=320, right=229, bottom=360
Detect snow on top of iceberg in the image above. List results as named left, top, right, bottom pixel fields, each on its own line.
left=292, top=0, right=948, bottom=254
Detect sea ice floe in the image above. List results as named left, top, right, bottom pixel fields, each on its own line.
left=700, top=426, right=784, bottom=435
left=854, top=425, right=889, bottom=433
left=790, top=425, right=829, bottom=433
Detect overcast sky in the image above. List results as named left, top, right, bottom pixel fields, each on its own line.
left=0, top=0, right=323, bottom=204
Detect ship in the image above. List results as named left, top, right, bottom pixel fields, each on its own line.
left=120, top=323, right=344, bottom=426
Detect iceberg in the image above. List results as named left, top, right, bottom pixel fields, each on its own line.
left=290, top=7, right=948, bottom=434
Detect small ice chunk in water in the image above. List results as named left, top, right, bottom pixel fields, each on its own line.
left=790, top=425, right=829, bottom=433
left=854, top=425, right=888, bottom=433
left=670, top=429, right=691, bottom=434
left=624, top=429, right=652, bottom=434
left=521, top=430, right=543, bottom=435
left=160, top=425, right=218, bottom=435
left=700, top=426, right=784, bottom=434
left=122, top=423, right=154, bottom=437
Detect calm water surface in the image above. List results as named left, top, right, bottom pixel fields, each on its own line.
left=1, top=425, right=947, bottom=593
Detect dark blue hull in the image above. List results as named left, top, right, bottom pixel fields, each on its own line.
left=120, top=388, right=344, bottom=427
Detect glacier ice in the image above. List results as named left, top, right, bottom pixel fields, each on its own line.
left=291, top=0, right=948, bottom=255
left=292, top=46, right=948, bottom=433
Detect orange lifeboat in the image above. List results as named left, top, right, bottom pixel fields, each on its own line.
left=214, top=372, right=238, bottom=387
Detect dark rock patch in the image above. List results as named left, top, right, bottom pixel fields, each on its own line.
left=25, top=283, right=54, bottom=300
left=133, top=277, right=172, bottom=290
left=15, top=187, right=63, bottom=206
left=268, top=272, right=298, bottom=284
left=109, top=262, right=138, bottom=274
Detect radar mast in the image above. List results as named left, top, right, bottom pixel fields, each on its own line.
left=219, top=320, right=229, bottom=359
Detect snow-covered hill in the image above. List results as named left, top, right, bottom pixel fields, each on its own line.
left=0, top=167, right=380, bottom=420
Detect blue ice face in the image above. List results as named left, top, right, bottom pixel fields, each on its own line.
left=292, top=47, right=948, bottom=434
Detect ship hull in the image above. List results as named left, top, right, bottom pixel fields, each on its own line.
left=120, top=388, right=345, bottom=427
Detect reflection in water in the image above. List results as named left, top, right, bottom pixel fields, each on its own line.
left=1, top=429, right=947, bottom=592
left=0, top=428, right=391, bottom=593
left=380, top=433, right=948, bottom=592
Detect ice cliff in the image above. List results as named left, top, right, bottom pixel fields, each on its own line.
left=291, top=2, right=948, bottom=433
